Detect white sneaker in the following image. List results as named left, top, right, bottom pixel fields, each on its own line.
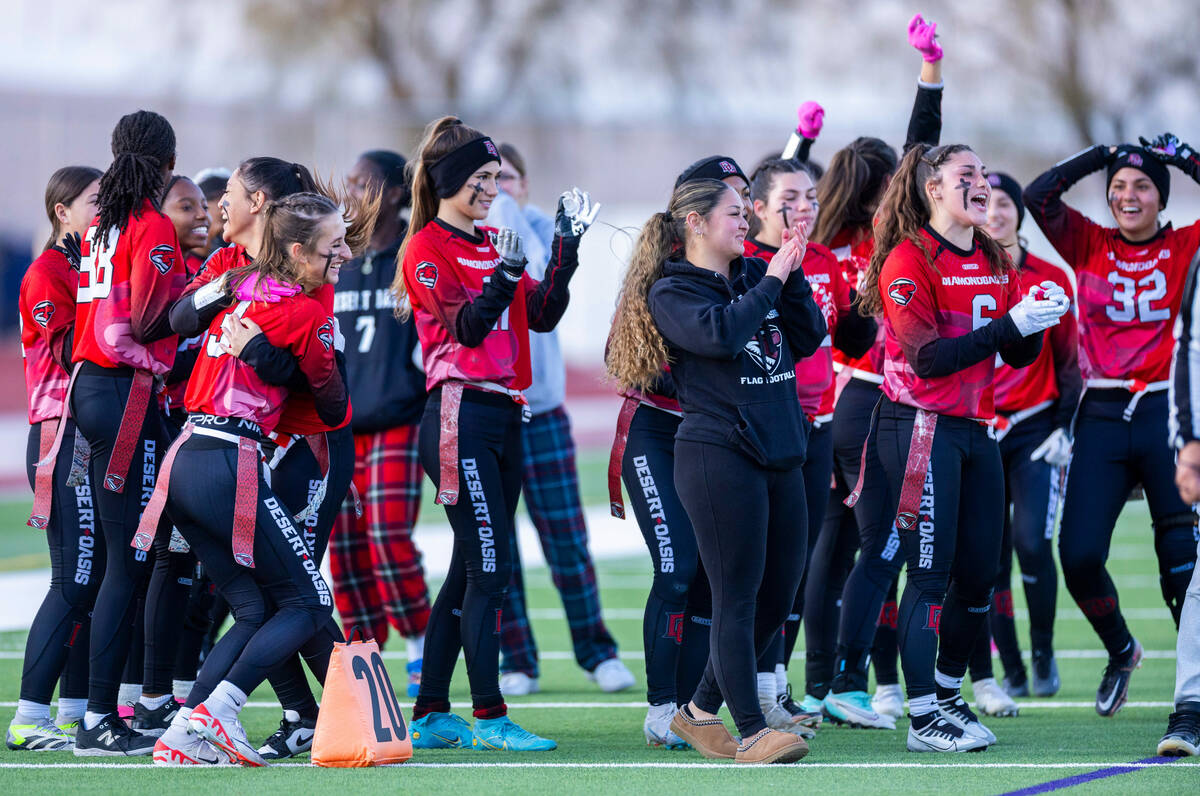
left=938, top=696, right=997, bottom=745
left=588, top=658, right=636, bottom=693
left=644, top=703, right=688, bottom=749
left=906, top=714, right=989, bottom=753
left=152, top=723, right=232, bottom=766
left=972, top=678, right=1019, bottom=718
left=499, top=672, right=540, bottom=696
left=872, top=684, right=905, bottom=719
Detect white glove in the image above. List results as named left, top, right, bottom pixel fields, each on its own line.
left=1033, top=280, right=1070, bottom=312
left=557, top=187, right=601, bottom=238
left=491, top=228, right=527, bottom=282
left=1030, top=428, right=1072, bottom=468
left=333, top=316, right=346, bottom=353
left=1008, top=286, right=1068, bottom=337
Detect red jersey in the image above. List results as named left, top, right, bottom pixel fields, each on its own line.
left=274, top=283, right=352, bottom=435
left=19, top=249, right=77, bottom=423
left=185, top=293, right=343, bottom=432
left=830, top=229, right=887, bottom=378
left=163, top=252, right=207, bottom=411
left=994, top=252, right=1078, bottom=414
left=745, top=239, right=850, bottom=416
left=1036, top=209, right=1200, bottom=383
left=879, top=228, right=1021, bottom=419
left=403, top=220, right=536, bottom=391
left=73, top=200, right=184, bottom=374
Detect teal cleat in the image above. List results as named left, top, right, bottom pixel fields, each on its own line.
left=799, top=694, right=826, bottom=717
left=472, top=716, right=557, bottom=751
left=822, top=690, right=896, bottom=729
left=410, top=712, right=474, bottom=750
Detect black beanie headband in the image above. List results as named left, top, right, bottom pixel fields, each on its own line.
left=430, top=136, right=501, bottom=199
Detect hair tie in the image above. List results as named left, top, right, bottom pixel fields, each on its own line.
left=663, top=211, right=674, bottom=222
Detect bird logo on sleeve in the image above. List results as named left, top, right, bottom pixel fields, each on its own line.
left=31, top=300, right=55, bottom=328
left=316, top=319, right=335, bottom=351
left=148, top=244, right=176, bottom=275
left=888, top=278, right=917, bottom=306
left=415, top=261, right=438, bottom=289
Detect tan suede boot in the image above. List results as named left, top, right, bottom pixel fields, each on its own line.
left=734, top=728, right=809, bottom=764
left=669, top=707, right=737, bottom=760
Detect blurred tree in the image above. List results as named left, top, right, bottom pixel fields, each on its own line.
left=942, top=0, right=1200, bottom=145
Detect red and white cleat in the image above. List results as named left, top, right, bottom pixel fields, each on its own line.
left=188, top=704, right=267, bottom=767
left=152, top=724, right=232, bottom=766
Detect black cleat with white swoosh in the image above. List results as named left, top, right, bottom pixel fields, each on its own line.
left=258, top=712, right=317, bottom=760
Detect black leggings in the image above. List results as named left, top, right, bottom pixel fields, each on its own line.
left=168, top=434, right=335, bottom=702
left=758, top=421, right=832, bottom=674
left=417, top=388, right=523, bottom=712
left=1059, top=391, right=1197, bottom=659
left=622, top=405, right=710, bottom=706
left=71, top=364, right=169, bottom=715
left=831, top=380, right=903, bottom=693
left=20, top=420, right=104, bottom=705
left=877, top=398, right=1003, bottom=701
left=969, top=411, right=1063, bottom=682
left=260, top=426, right=354, bottom=718
left=679, top=440, right=807, bottom=737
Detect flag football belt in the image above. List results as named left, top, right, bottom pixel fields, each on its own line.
left=29, top=362, right=89, bottom=529
left=607, top=396, right=682, bottom=519
left=990, top=399, right=1053, bottom=442
left=811, top=412, right=834, bottom=429
left=436, top=380, right=529, bottom=506
left=265, top=430, right=363, bottom=522
left=1085, top=379, right=1169, bottom=421
left=831, top=361, right=882, bottom=408
left=132, top=414, right=263, bottom=568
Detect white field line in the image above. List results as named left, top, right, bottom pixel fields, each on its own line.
left=522, top=607, right=1179, bottom=622
left=0, top=761, right=1189, bottom=770
left=0, top=700, right=1176, bottom=710
left=0, top=648, right=1177, bottom=661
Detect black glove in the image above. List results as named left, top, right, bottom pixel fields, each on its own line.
left=1139, top=132, right=1196, bottom=168
left=491, top=228, right=527, bottom=282
left=54, top=232, right=83, bottom=271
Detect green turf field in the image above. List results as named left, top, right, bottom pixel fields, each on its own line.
left=0, top=491, right=1195, bottom=793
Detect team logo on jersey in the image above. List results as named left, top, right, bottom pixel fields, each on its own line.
left=316, top=319, right=334, bottom=351
left=719, top=160, right=736, bottom=174
left=148, top=244, right=175, bottom=275
left=31, top=300, right=55, bottom=328
left=888, top=278, right=917, bottom=306
left=415, top=261, right=438, bottom=289
left=744, top=323, right=783, bottom=374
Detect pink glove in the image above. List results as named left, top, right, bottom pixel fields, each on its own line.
left=796, top=101, right=825, bottom=139
left=234, top=273, right=301, bottom=303
left=908, top=13, right=943, bottom=63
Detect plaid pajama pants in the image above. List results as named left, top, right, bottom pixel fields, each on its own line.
left=330, top=424, right=430, bottom=647
left=500, top=405, right=619, bottom=676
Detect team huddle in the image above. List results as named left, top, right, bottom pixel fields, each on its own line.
left=9, top=12, right=1200, bottom=768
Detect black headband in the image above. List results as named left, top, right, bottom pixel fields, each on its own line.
left=430, top=136, right=501, bottom=199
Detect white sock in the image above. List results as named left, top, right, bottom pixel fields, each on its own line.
left=56, top=698, right=87, bottom=721
left=15, top=700, right=51, bottom=722
left=774, top=663, right=787, bottom=697
left=118, top=682, right=141, bottom=707
left=206, top=681, right=247, bottom=718
left=756, top=672, right=777, bottom=703
left=909, top=693, right=938, bottom=717
left=406, top=635, right=425, bottom=661
left=934, top=669, right=964, bottom=693
left=83, top=711, right=107, bottom=730
left=140, top=693, right=173, bottom=710
left=172, top=680, right=195, bottom=702
left=283, top=709, right=301, bottom=723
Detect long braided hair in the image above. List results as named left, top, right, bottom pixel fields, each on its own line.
left=93, top=110, right=176, bottom=249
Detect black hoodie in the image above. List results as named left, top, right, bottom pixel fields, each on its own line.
left=648, top=256, right=826, bottom=470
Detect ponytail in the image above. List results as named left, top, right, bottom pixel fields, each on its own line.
left=391, top=116, right=487, bottom=319
left=606, top=179, right=731, bottom=391
left=93, top=110, right=176, bottom=249
left=858, top=144, right=1012, bottom=317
